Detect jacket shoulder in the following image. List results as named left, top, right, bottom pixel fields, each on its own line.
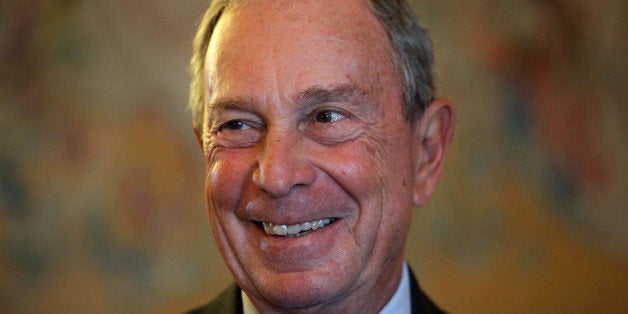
left=408, top=267, right=446, bottom=313
left=186, top=283, right=242, bottom=314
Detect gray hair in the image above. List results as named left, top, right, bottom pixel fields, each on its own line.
left=189, top=0, right=434, bottom=131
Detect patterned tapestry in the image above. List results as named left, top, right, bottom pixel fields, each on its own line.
left=1, top=0, right=626, bottom=312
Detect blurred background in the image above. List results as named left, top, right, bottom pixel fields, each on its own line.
left=1, top=0, right=626, bottom=312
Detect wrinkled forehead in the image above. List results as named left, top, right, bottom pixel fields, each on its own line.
left=204, top=0, right=398, bottom=100
left=222, top=0, right=381, bottom=36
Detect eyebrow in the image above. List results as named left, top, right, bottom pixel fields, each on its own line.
left=207, top=83, right=370, bottom=113
left=207, top=96, right=257, bottom=112
left=294, top=83, right=370, bottom=108
left=293, top=83, right=368, bottom=107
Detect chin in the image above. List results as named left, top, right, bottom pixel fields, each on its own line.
left=251, top=267, right=358, bottom=310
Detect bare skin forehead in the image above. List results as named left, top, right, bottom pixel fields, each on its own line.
left=204, top=0, right=398, bottom=96
left=223, top=0, right=385, bottom=38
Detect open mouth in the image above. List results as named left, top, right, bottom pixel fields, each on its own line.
left=258, top=218, right=337, bottom=237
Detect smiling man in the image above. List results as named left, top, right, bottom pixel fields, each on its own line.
left=187, top=0, right=454, bottom=313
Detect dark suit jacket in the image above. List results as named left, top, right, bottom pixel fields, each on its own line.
left=187, top=268, right=444, bottom=313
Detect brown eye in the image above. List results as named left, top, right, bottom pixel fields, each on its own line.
left=315, top=111, right=344, bottom=123
left=302, top=108, right=359, bottom=146
left=221, top=120, right=250, bottom=130
left=213, top=119, right=263, bottom=148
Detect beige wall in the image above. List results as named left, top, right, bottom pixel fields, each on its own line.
left=1, top=0, right=626, bottom=312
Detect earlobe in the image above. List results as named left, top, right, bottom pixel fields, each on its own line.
left=412, top=98, right=455, bottom=207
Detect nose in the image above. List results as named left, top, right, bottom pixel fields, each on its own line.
left=252, top=131, right=316, bottom=197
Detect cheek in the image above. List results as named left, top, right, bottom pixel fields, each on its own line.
left=328, top=130, right=416, bottom=237
left=324, top=147, right=378, bottom=203
left=204, top=151, right=252, bottom=216
left=333, top=133, right=413, bottom=200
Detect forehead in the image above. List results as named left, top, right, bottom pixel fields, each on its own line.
left=204, top=0, right=398, bottom=102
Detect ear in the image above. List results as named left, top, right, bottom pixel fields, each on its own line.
left=412, top=98, right=455, bottom=207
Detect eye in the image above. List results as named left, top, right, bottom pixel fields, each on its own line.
left=301, top=108, right=359, bottom=146
left=212, top=119, right=263, bottom=148
left=221, top=120, right=251, bottom=131
left=314, top=111, right=345, bottom=123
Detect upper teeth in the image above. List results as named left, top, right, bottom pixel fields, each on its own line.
left=263, top=218, right=334, bottom=236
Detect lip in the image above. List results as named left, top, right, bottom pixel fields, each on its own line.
left=239, top=196, right=351, bottom=226
left=259, top=218, right=337, bottom=236
left=250, top=216, right=342, bottom=236
left=247, top=217, right=346, bottom=272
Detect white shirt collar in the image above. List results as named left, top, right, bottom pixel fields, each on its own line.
left=379, top=262, right=411, bottom=314
left=242, top=290, right=258, bottom=314
left=242, top=263, right=411, bottom=314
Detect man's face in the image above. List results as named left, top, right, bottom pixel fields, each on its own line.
left=201, top=0, right=427, bottom=311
